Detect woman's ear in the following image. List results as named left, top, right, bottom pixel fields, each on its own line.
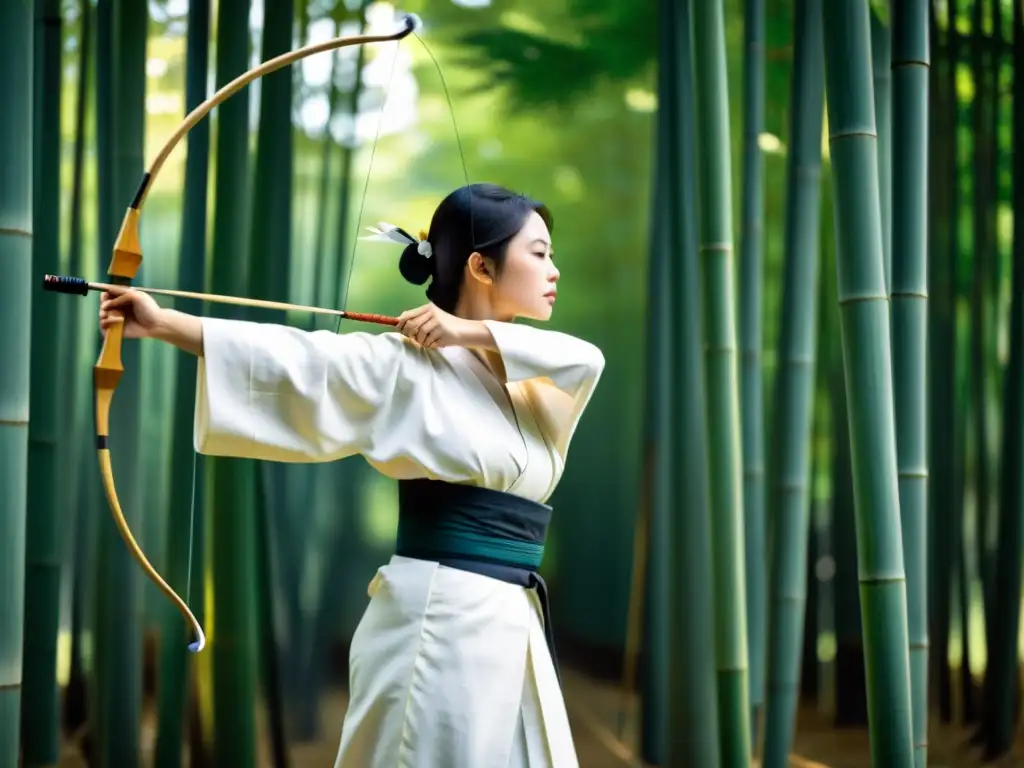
left=466, top=252, right=494, bottom=286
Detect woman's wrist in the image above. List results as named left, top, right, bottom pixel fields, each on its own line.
left=154, top=308, right=205, bottom=356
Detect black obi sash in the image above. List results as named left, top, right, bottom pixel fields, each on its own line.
left=395, top=478, right=560, bottom=683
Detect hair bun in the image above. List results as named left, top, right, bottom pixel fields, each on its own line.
left=399, top=241, right=432, bottom=285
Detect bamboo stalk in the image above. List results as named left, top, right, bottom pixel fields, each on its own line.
left=760, top=0, right=825, bottom=764
left=821, top=0, right=915, bottom=764
left=692, top=0, right=752, bottom=762
left=739, top=0, right=767, bottom=746
left=206, top=0, right=257, bottom=761
left=154, top=0, right=211, bottom=764
left=21, top=0, right=64, bottom=763
left=889, top=0, right=930, bottom=764
left=663, top=0, right=721, bottom=763
left=0, top=0, right=33, bottom=762
left=93, top=1, right=149, bottom=761
left=980, top=0, right=1024, bottom=759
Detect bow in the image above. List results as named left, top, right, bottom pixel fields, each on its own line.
left=81, top=14, right=420, bottom=654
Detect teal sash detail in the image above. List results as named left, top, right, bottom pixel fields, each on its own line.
left=397, top=516, right=544, bottom=569
left=395, top=479, right=552, bottom=571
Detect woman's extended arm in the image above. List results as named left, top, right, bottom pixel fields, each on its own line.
left=102, top=288, right=493, bottom=360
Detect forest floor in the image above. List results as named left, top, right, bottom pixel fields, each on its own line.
left=55, top=666, right=1024, bottom=767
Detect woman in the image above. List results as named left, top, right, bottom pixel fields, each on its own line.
left=100, top=183, right=604, bottom=767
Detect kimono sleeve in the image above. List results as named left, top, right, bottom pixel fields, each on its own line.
left=194, top=317, right=413, bottom=463
left=482, top=319, right=605, bottom=457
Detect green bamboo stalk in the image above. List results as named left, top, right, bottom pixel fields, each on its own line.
left=248, top=0, right=293, bottom=761
left=889, top=1, right=930, bottom=764
left=208, top=0, right=256, bottom=762
left=93, top=1, right=149, bottom=762
left=819, top=104, right=865, bottom=725
left=871, top=11, right=892, bottom=293
left=760, top=0, right=825, bottom=764
left=738, top=0, right=766, bottom=745
left=980, top=0, right=1024, bottom=758
left=691, top=1, right=751, bottom=763
left=90, top=0, right=115, bottom=757
left=637, top=147, right=672, bottom=768
left=634, top=5, right=702, bottom=761
left=968, top=0, right=993, bottom=661
left=957, top=495, right=973, bottom=722
left=830, top=326, right=866, bottom=727
left=154, top=0, right=210, bottom=764
left=663, top=3, right=720, bottom=764
left=975, top=0, right=1002, bottom=639
left=821, top=1, right=915, bottom=764
left=254, top=477, right=290, bottom=766
left=60, top=0, right=92, bottom=737
left=828, top=163, right=867, bottom=724
left=21, top=0, right=63, bottom=763
left=928, top=0, right=958, bottom=725
left=799, top=457, right=822, bottom=705
left=0, top=0, right=33, bottom=763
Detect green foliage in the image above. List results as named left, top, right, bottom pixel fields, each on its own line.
left=448, top=0, right=655, bottom=108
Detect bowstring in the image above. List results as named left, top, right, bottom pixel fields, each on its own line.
left=338, top=19, right=474, bottom=336
left=411, top=30, right=474, bottom=248
left=338, top=23, right=401, bottom=334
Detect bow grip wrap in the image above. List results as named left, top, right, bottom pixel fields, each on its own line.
left=42, top=274, right=89, bottom=295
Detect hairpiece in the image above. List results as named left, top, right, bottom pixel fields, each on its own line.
left=361, top=221, right=431, bottom=258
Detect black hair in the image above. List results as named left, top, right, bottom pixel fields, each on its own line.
left=398, top=182, right=553, bottom=313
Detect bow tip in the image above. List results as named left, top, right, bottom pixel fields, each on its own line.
left=403, top=13, right=422, bottom=33
left=188, top=630, right=207, bottom=653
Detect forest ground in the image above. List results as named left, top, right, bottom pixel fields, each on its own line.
left=52, top=663, right=1024, bottom=766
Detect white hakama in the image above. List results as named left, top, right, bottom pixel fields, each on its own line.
left=193, top=317, right=605, bottom=767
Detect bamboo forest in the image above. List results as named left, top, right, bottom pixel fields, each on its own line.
left=2, top=0, right=1023, bottom=765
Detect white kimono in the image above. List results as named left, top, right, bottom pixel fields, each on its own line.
left=193, top=317, right=605, bottom=767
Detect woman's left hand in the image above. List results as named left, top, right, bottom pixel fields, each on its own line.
left=396, top=303, right=476, bottom=349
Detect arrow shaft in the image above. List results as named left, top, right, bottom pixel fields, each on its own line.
left=44, top=274, right=400, bottom=326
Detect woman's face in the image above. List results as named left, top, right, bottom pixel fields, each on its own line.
left=489, top=211, right=560, bottom=322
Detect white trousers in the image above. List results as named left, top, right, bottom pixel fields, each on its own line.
left=333, top=556, right=578, bottom=767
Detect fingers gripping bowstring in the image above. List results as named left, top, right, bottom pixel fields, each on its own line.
left=338, top=20, right=474, bottom=335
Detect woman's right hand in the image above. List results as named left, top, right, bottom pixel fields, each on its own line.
left=99, top=286, right=165, bottom=339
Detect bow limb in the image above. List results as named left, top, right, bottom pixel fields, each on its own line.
left=94, top=339, right=206, bottom=650
left=96, top=15, right=419, bottom=654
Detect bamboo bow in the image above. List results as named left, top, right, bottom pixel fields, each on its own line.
left=61, top=15, right=419, bottom=654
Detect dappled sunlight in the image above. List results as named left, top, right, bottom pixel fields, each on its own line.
left=624, top=88, right=656, bottom=113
